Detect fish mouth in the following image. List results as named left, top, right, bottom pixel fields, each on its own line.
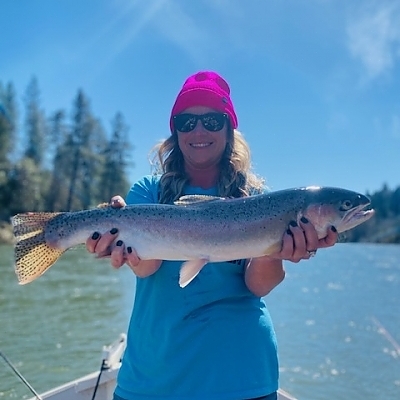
left=341, top=202, right=375, bottom=230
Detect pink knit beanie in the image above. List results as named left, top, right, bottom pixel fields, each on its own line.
left=170, top=71, right=238, bottom=132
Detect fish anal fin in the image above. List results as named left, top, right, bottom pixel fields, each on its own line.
left=179, top=259, right=209, bottom=288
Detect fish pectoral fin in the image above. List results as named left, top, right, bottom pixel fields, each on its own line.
left=179, top=259, right=209, bottom=288
left=263, top=242, right=282, bottom=256
left=174, top=195, right=225, bottom=206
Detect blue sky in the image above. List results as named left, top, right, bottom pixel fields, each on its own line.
left=1, top=0, right=400, bottom=195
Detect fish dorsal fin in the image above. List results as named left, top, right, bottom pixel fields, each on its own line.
left=96, top=202, right=111, bottom=209
left=174, top=195, right=225, bottom=206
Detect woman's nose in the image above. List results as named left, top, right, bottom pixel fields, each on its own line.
left=191, top=119, right=204, bottom=133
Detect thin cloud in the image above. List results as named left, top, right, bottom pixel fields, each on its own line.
left=110, top=0, right=167, bottom=57
left=149, top=2, right=214, bottom=65
left=373, top=113, right=400, bottom=140
left=346, top=1, right=400, bottom=81
left=145, top=1, right=249, bottom=65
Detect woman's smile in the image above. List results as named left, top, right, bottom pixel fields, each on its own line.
left=190, top=141, right=213, bottom=148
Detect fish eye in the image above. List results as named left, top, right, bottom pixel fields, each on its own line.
left=340, top=199, right=353, bottom=211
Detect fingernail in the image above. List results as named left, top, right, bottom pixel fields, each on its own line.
left=289, top=221, right=298, bottom=227
left=116, top=240, right=123, bottom=246
left=127, top=247, right=132, bottom=254
left=286, top=229, right=293, bottom=236
left=91, top=232, right=100, bottom=240
left=331, top=226, right=337, bottom=233
left=110, top=228, right=118, bottom=235
left=300, top=217, right=309, bottom=224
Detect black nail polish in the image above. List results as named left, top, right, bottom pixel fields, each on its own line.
left=331, top=226, right=337, bottom=233
left=110, top=228, right=118, bottom=235
left=286, top=229, right=293, bottom=236
left=289, top=221, right=298, bottom=227
left=116, top=240, right=123, bottom=246
left=127, top=247, right=132, bottom=254
left=91, top=232, right=100, bottom=240
left=301, top=217, right=309, bottom=224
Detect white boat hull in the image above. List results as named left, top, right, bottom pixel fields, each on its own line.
left=29, top=334, right=297, bottom=400
left=35, top=367, right=119, bottom=400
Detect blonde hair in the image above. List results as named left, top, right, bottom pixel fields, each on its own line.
left=149, top=129, right=265, bottom=204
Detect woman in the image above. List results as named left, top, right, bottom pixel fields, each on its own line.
left=86, top=71, right=338, bottom=400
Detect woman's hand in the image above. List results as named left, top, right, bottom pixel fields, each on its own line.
left=277, top=217, right=338, bottom=263
left=244, top=217, right=338, bottom=297
left=85, top=195, right=127, bottom=262
left=85, top=195, right=162, bottom=277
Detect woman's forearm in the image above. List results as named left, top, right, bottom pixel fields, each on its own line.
left=244, top=256, right=285, bottom=297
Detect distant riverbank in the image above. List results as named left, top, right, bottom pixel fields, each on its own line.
left=0, top=222, right=13, bottom=244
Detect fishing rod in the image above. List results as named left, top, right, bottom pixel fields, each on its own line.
left=0, top=350, right=43, bottom=400
left=371, top=315, right=400, bottom=357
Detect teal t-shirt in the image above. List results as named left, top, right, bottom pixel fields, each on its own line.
left=114, top=175, right=279, bottom=400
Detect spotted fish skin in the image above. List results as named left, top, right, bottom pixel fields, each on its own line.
left=11, top=186, right=374, bottom=286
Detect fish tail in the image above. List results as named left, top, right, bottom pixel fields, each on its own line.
left=11, top=212, right=65, bottom=285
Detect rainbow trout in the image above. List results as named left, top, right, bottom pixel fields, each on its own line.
left=11, top=186, right=374, bottom=287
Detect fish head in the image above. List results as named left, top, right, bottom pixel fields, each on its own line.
left=301, top=186, right=375, bottom=237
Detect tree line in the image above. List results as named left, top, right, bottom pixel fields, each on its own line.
left=0, top=77, right=132, bottom=221
left=345, top=183, right=400, bottom=243
left=1, top=77, right=399, bottom=244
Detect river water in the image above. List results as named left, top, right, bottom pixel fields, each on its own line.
left=0, top=243, right=399, bottom=399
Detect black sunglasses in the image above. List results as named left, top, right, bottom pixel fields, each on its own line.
left=173, top=112, right=228, bottom=133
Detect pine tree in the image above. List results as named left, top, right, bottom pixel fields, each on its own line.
left=46, top=110, right=70, bottom=211
left=0, top=82, right=18, bottom=219
left=100, top=112, right=132, bottom=200
left=65, top=90, right=107, bottom=210
left=23, top=77, right=47, bottom=167
left=0, top=82, right=18, bottom=164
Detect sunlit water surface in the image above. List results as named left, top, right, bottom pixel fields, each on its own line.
left=0, top=243, right=399, bottom=399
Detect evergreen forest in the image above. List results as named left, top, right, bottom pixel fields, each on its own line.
left=0, top=77, right=132, bottom=222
